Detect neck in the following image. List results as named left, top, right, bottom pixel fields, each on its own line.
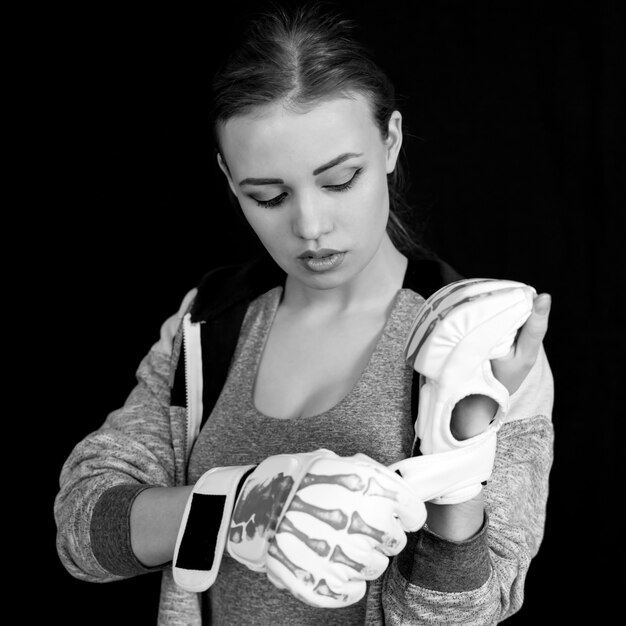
left=282, top=235, right=408, bottom=315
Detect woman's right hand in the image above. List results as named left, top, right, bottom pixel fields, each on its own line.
left=228, top=450, right=425, bottom=608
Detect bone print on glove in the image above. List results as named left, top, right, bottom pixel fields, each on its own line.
left=390, top=278, right=536, bottom=504
left=228, top=449, right=425, bottom=608
left=172, top=449, right=423, bottom=603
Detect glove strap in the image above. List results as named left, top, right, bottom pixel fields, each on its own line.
left=389, top=431, right=497, bottom=505
left=173, top=464, right=256, bottom=592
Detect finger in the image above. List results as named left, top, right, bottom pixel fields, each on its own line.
left=301, top=456, right=409, bottom=508
left=266, top=545, right=366, bottom=608
left=298, top=457, right=424, bottom=533
left=362, top=549, right=390, bottom=580
left=272, top=522, right=374, bottom=583
left=325, top=539, right=391, bottom=581
left=266, top=567, right=287, bottom=590
left=514, top=293, right=551, bottom=362
left=318, top=572, right=367, bottom=607
left=328, top=537, right=392, bottom=581
left=375, top=516, right=408, bottom=556
left=394, top=497, right=427, bottom=533
left=303, top=579, right=366, bottom=609
left=352, top=463, right=426, bottom=533
left=368, top=467, right=427, bottom=533
left=347, top=508, right=408, bottom=556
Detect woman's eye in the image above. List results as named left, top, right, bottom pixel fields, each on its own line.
left=324, top=168, right=363, bottom=192
left=252, top=192, right=287, bottom=208
left=250, top=168, right=362, bottom=207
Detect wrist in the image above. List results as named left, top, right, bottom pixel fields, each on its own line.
left=130, top=485, right=194, bottom=567
left=424, top=490, right=485, bottom=542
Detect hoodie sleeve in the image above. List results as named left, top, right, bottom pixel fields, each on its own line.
left=54, top=289, right=197, bottom=582
left=380, top=344, right=555, bottom=625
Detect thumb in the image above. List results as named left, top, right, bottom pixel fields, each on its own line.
left=515, top=293, right=551, bottom=360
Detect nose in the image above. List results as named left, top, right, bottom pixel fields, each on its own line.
left=291, top=192, right=333, bottom=241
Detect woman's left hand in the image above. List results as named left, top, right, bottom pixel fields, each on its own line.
left=451, top=292, right=551, bottom=441
left=491, top=292, right=552, bottom=395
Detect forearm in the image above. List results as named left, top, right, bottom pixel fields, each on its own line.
left=423, top=394, right=494, bottom=541
left=130, top=485, right=194, bottom=567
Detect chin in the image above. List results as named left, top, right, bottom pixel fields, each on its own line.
left=305, top=275, right=346, bottom=290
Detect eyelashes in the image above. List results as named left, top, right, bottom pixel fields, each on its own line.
left=252, top=168, right=363, bottom=208
left=325, top=167, right=363, bottom=193
left=254, top=192, right=287, bottom=209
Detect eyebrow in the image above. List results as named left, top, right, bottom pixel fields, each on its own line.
left=238, top=152, right=363, bottom=186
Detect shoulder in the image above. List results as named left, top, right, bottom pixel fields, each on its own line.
left=403, top=253, right=465, bottom=298
left=190, top=254, right=286, bottom=323
left=150, top=287, right=198, bottom=355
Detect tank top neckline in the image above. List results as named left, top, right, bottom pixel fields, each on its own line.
left=245, top=286, right=417, bottom=422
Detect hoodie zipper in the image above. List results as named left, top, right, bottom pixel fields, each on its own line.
left=182, top=312, right=203, bottom=459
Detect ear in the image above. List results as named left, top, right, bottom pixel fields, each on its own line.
left=384, top=111, right=403, bottom=174
left=217, top=153, right=238, bottom=197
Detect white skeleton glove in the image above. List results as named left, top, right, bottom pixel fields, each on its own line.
left=173, top=449, right=424, bottom=607
left=390, top=278, right=536, bottom=504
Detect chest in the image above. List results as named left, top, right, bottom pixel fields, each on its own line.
left=253, top=308, right=388, bottom=419
left=187, top=288, right=420, bottom=479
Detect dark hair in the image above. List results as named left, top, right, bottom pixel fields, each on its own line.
left=211, top=2, right=429, bottom=256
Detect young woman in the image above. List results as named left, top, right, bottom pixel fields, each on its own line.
left=55, top=5, right=554, bottom=624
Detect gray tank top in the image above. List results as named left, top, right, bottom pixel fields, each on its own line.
left=188, top=286, right=423, bottom=625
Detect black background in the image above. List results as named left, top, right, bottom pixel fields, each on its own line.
left=34, top=0, right=622, bottom=623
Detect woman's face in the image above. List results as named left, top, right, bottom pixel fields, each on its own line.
left=217, top=93, right=403, bottom=290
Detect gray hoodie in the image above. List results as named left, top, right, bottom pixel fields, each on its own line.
left=54, top=287, right=554, bottom=625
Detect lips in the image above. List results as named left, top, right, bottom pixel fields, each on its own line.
left=297, top=249, right=346, bottom=273
left=298, top=248, right=344, bottom=259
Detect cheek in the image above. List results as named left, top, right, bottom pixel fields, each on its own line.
left=350, top=173, right=390, bottom=231
left=241, top=209, right=268, bottom=237
left=239, top=206, right=286, bottom=251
